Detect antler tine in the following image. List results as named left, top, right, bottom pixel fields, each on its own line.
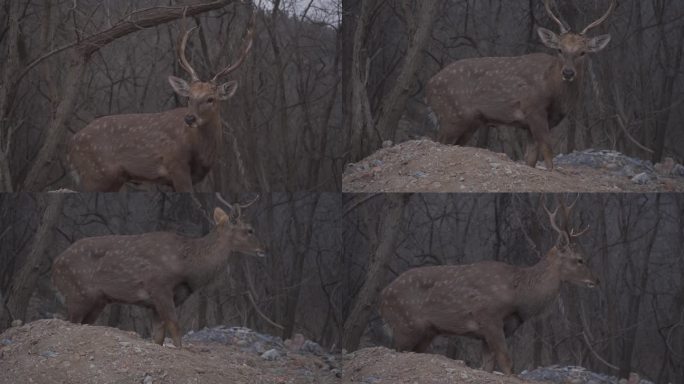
left=239, top=193, right=260, bottom=209
left=564, top=193, right=580, bottom=212
left=570, top=225, right=590, bottom=238
left=543, top=0, right=570, bottom=34
left=542, top=196, right=570, bottom=246
left=215, top=192, right=238, bottom=218
left=581, top=0, right=616, bottom=35
left=178, top=8, right=200, bottom=83
left=210, top=12, right=256, bottom=83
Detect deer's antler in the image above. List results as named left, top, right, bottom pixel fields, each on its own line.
left=581, top=0, right=616, bottom=35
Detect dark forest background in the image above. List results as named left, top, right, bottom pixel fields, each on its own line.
left=0, top=0, right=342, bottom=192
left=0, top=192, right=343, bottom=349
left=1, top=192, right=683, bottom=382
left=342, top=193, right=684, bottom=383
left=342, top=0, right=684, bottom=164
left=2, top=0, right=682, bottom=192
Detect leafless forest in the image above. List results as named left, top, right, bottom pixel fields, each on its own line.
left=2, top=1, right=684, bottom=383
left=341, top=193, right=684, bottom=383
left=0, top=0, right=341, bottom=192
left=343, top=0, right=684, bottom=164
left=0, top=192, right=343, bottom=347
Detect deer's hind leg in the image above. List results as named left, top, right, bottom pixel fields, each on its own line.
left=82, top=299, right=107, bottom=324
left=438, top=117, right=483, bottom=147
left=66, top=296, right=98, bottom=324
left=151, top=310, right=166, bottom=345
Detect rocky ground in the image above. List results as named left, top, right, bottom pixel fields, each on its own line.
left=0, top=319, right=340, bottom=384
left=343, top=140, right=684, bottom=193
left=0, top=320, right=653, bottom=384
left=342, top=347, right=652, bottom=384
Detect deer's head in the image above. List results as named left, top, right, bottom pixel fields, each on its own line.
left=168, top=16, right=254, bottom=129
left=538, top=0, right=614, bottom=82
left=544, top=196, right=599, bottom=288
left=214, top=194, right=266, bottom=257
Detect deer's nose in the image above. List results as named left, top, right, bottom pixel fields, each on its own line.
left=562, top=68, right=575, bottom=80
left=184, top=115, right=196, bottom=126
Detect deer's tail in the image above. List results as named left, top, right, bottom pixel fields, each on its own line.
left=425, top=102, right=440, bottom=132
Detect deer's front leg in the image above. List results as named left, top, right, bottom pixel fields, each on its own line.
left=482, top=324, right=513, bottom=375
left=526, top=114, right=554, bottom=171
left=169, top=163, right=194, bottom=192
left=151, top=292, right=183, bottom=347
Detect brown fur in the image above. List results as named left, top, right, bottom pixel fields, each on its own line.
left=427, top=6, right=612, bottom=171
left=52, top=207, right=265, bottom=347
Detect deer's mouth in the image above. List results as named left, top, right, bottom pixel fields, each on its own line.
left=584, top=279, right=599, bottom=288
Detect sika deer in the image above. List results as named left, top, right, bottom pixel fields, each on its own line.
left=426, top=0, right=615, bottom=170
left=51, top=195, right=265, bottom=347
left=379, top=196, right=598, bottom=374
left=67, top=14, right=255, bottom=191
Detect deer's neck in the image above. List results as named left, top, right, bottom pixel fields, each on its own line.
left=195, top=112, right=222, bottom=157
left=548, top=60, right=583, bottom=120
left=514, top=253, right=563, bottom=320
left=181, top=230, right=233, bottom=286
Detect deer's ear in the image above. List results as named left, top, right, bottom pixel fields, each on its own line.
left=538, top=27, right=560, bottom=49
left=217, top=81, right=238, bottom=100
left=586, top=34, right=611, bottom=53
left=213, top=207, right=230, bottom=226
left=168, top=76, right=191, bottom=97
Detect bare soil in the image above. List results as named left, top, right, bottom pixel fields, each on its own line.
left=343, top=140, right=684, bottom=193
left=342, top=347, right=546, bottom=384
left=0, top=319, right=340, bottom=384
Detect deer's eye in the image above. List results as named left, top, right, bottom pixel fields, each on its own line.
left=577, top=259, right=584, bottom=264
left=206, top=97, right=214, bottom=104
left=580, top=51, right=586, bottom=56
left=247, top=228, right=254, bottom=235
left=557, top=49, right=563, bottom=54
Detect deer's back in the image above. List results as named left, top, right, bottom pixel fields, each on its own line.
left=381, top=263, right=522, bottom=331
left=53, top=232, right=190, bottom=294
left=426, top=53, right=558, bottom=124
left=68, top=108, right=192, bottom=184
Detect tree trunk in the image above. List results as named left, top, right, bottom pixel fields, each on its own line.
left=19, top=0, right=234, bottom=190
left=341, top=193, right=410, bottom=351
left=5, top=194, right=65, bottom=324
left=348, top=0, right=377, bottom=161
left=374, top=0, right=441, bottom=144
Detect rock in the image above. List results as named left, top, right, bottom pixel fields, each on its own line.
left=382, top=140, right=393, bottom=148
left=11, top=320, right=22, bottom=327
left=142, top=374, right=153, bottom=384
left=413, top=171, right=427, bottom=178
left=39, top=350, right=58, bottom=358
left=631, top=172, right=652, bottom=185
left=261, top=348, right=281, bottom=361
left=673, top=164, right=684, bottom=177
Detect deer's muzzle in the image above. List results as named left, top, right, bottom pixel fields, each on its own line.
left=184, top=114, right=197, bottom=126
left=562, top=68, right=576, bottom=81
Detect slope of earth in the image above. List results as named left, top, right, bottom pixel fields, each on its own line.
left=343, top=140, right=684, bottom=193
left=342, top=347, right=653, bottom=384
left=342, top=347, right=543, bottom=384
left=0, top=319, right=340, bottom=384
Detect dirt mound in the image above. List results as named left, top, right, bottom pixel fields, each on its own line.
left=342, top=347, right=540, bottom=384
left=0, top=319, right=340, bottom=384
left=343, top=140, right=684, bottom=193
